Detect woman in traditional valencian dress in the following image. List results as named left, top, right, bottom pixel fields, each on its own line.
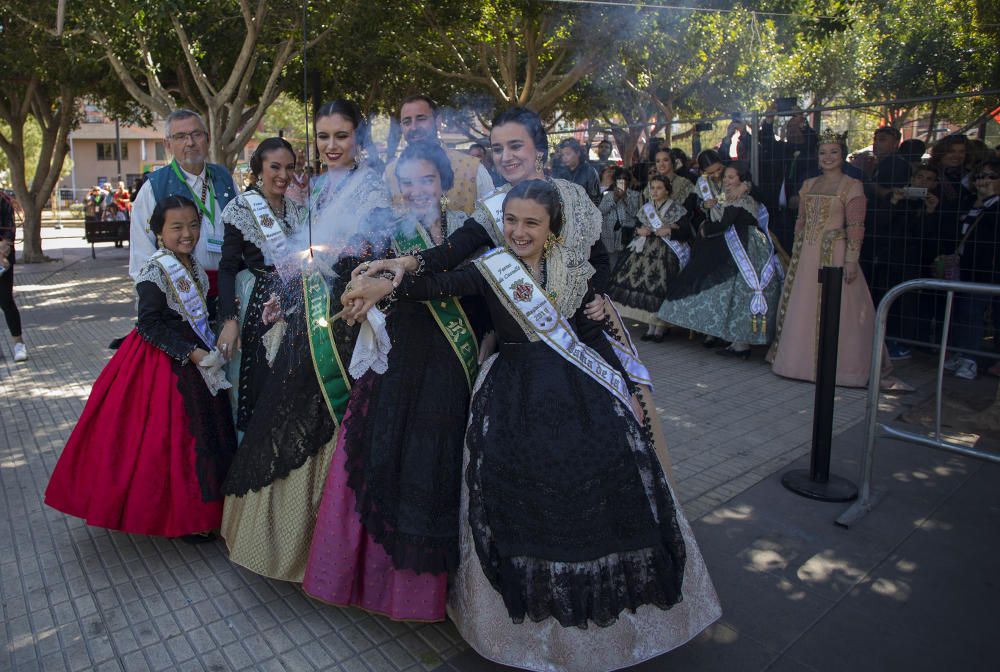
left=217, top=137, right=305, bottom=432
left=349, top=106, right=675, bottom=480
left=766, top=131, right=876, bottom=386
left=302, top=141, right=486, bottom=620
left=659, top=163, right=781, bottom=359
left=46, top=196, right=236, bottom=540
left=646, top=146, right=697, bottom=214
left=220, top=100, right=391, bottom=582
left=607, top=174, right=695, bottom=342
left=347, top=180, right=719, bottom=671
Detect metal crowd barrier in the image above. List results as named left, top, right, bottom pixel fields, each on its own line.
left=836, top=279, right=1000, bottom=527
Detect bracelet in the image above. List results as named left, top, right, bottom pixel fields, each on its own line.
left=412, top=253, right=427, bottom=276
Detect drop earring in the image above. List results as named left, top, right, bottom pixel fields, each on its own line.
left=535, top=154, right=545, bottom=174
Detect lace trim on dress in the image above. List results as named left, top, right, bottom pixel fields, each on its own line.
left=223, top=192, right=303, bottom=251
left=637, top=199, right=687, bottom=230
left=134, top=252, right=209, bottom=320
left=546, top=178, right=601, bottom=318
left=465, top=359, right=687, bottom=629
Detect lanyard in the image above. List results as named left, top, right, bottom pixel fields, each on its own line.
left=171, top=160, right=217, bottom=230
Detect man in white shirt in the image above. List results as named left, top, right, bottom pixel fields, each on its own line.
left=384, top=95, right=494, bottom=215
left=129, top=109, right=238, bottom=284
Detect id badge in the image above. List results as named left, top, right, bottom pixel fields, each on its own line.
left=203, top=214, right=223, bottom=253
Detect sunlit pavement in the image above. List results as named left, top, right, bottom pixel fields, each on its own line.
left=2, top=228, right=997, bottom=671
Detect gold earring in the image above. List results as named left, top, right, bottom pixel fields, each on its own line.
left=543, top=233, right=564, bottom=256
left=156, top=236, right=164, bottom=248
left=439, top=194, right=450, bottom=210
left=535, top=154, right=545, bottom=174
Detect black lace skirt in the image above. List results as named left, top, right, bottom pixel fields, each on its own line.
left=341, top=301, right=472, bottom=575
left=607, top=236, right=683, bottom=313
left=221, top=279, right=340, bottom=497
left=467, top=342, right=687, bottom=628
left=236, top=268, right=274, bottom=432
left=175, top=350, right=238, bottom=502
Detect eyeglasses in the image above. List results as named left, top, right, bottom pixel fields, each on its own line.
left=974, top=172, right=1000, bottom=180
left=169, top=130, right=207, bottom=143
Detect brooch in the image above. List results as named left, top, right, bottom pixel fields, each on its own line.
left=510, top=281, right=533, bottom=302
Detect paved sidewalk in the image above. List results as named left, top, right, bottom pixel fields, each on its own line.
left=2, top=230, right=994, bottom=671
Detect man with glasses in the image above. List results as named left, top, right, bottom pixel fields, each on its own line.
left=128, top=109, right=238, bottom=300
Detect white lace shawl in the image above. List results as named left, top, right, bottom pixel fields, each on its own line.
left=470, top=179, right=600, bottom=318
left=134, top=251, right=209, bottom=318
left=309, top=166, right=391, bottom=249
left=221, top=192, right=305, bottom=252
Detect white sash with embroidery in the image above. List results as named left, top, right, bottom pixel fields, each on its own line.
left=241, top=191, right=289, bottom=265
left=477, top=248, right=637, bottom=418
left=604, top=297, right=653, bottom=389
left=151, top=249, right=215, bottom=348
left=477, top=185, right=512, bottom=243
left=635, top=201, right=691, bottom=268
left=724, top=222, right=777, bottom=334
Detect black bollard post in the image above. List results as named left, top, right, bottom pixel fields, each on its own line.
left=782, top=266, right=858, bottom=502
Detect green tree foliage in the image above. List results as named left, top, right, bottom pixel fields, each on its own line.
left=0, top=2, right=136, bottom=261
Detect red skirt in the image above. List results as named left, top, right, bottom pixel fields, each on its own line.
left=45, top=330, right=229, bottom=537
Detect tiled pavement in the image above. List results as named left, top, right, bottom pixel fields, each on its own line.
left=1, top=229, right=982, bottom=672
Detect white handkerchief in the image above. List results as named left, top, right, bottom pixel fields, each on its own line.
left=196, top=348, right=233, bottom=396
left=349, top=307, right=391, bottom=378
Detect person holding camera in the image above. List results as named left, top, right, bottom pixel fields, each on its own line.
left=888, top=164, right=944, bottom=351
left=598, top=166, right=639, bottom=265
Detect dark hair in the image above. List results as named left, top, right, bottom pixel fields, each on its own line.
left=928, top=134, right=968, bottom=168
left=502, top=179, right=563, bottom=235
left=315, top=98, right=373, bottom=165
left=612, top=166, right=631, bottom=182
left=149, top=195, right=198, bottom=238
left=898, top=138, right=926, bottom=163
left=873, top=126, right=902, bottom=143
left=913, top=162, right=938, bottom=177
left=980, top=157, right=1000, bottom=174
left=697, top=149, right=724, bottom=171
left=598, top=139, right=612, bottom=147
left=725, top=161, right=753, bottom=184
left=647, top=174, right=672, bottom=194
left=316, top=98, right=363, bottom=128
left=398, top=94, right=438, bottom=119
left=491, top=107, right=549, bottom=160
left=250, top=137, right=295, bottom=179
left=395, top=141, right=455, bottom=192
left=558, top=137, right=586, bottom=162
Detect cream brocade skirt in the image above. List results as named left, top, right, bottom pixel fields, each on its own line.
left=221, top=439, right=335, bottom=583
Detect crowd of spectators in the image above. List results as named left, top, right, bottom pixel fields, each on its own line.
left=472, top=112, right=997, bottom=381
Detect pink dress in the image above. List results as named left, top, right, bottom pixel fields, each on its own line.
left=767, top=174, right=875, bottom=387
left=301, top=376, right=448, bottom=621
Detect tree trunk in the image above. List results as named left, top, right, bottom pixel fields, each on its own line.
left=17, top=199, right=45, bottom=262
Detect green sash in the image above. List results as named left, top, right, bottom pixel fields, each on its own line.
left=392, top=224, right=480, bottom=390
left=303, top=271, right=351, bottom=425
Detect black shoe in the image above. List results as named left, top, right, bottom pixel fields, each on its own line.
left=179, top=532, right=218, bottom=545
left=652, top=331, right=669, bottom=343
left=702, top=336, right=719, bottom=348
left=108, top=337, right=125, bottom=350
left=640, top=333, right=655, bottom=341
left=716, top=347, right=751, bottom=361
